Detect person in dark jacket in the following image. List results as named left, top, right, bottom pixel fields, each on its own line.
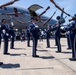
left=65, top=14, right=76, bottom=61
left=52, top=16, right=62, bottom=52
left=1, top=19, right=10, bottom=55
left=29, top=17, right=40, bottom=57
left=0, top=22, right=3, bottom=65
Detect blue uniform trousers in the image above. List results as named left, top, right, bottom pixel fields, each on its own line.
left=10, top=36, right=14, bottom=48
left=55, top=36, right=57, bottom=46
left=4, top=36, right=9, bottom=54
left=32, top=38, right=38, bottom=56
left=70, top=34, right=76, bottom=58
left=56, top=37, right=61, bottom=52
left=46, top=38, right=50, bottom=47
left=27, top=37, right=30, bottom=47
left=67, top=36, right=71, bottom=49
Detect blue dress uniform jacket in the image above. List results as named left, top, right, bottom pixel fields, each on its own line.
left=9, top=27, right=15, bottom=49
left=1, top=24, right=9, bottom=54
left=29, top=24, right=39, bottom=39
left=66, top=21, right=76, bottom=59
left=29, top=24, right=40, bottom=57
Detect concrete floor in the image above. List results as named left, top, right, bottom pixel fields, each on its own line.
left=0, top=38, right=76, bottom=75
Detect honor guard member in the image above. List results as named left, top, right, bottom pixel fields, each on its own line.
left=29, top=17, right=40, bottom=57
left=1, top=19, right=10, bottom=55
left=0, top=22, right=3, bottom=65
left=52, top=16, right=62, bottom=52
left=25, top=26, right=31, bottom=47
left=65, top=14, right=76, bottom=61
left=9, top=22, right=15, bottom=49
left=0, top=22, right=2, bottom=48
left=45, top=25, right=51, bottom=48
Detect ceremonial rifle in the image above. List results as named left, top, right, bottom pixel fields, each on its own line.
left=50, top=0, right=70, bottom=16
left=0, top=0, right=19, bottom=8
left=69, top=17, right=76, bottom=22
left=43, top=10, right=57, bottom=25
left=1, top=7, right=23, bottom=17
left=9, top=16, right=26, bottom=24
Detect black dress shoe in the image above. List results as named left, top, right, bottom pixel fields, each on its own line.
left=32, top=55, right=39, bottom=57
left=0, top=62, right=3, bottom=65
left=11, top=48, right=15, bottom=49
left=36, top=49, right=38, bottom=51
left=4, top=53, right=10, bottom=55
left=56, top=51, right=61, bottom=53
left=35, top=55, right=39, bottom=57
left=28, top=46, right=31, bottom=47
left=69, top=58, right=76, bottom=61
left=46, top=47, right=50, bottom=48
left=67, top=48, right=71, bottom=50
left=55, top=45, right=57, bottom=46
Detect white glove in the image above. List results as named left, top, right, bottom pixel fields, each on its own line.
left=2, top=29, right=6, bottom=34
left=35, top=25, right=38, bottom=28
left=6, top=33, right=9, bottom=36
left=66, top=31, right=70, bottom=34
left=0, top=25, right=1, bottom=28
left=11, top=36, right=13, bottom=38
